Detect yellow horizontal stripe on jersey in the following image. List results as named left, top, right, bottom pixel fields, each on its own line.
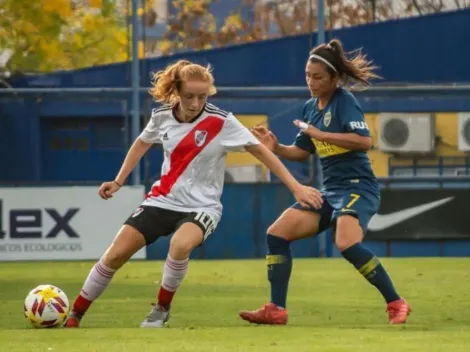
left=312, top=139, right=351, bottom=158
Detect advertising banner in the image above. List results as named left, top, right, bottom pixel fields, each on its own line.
left=368, top=189, right=469, bottom=240
left=0, top=186, right=146, bottom=261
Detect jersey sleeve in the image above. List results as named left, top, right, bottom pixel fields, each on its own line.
left=293, top=101, right=316, bottom=153
left=293, top=132, right=316, bottom=153
left=219, top=113, right=260, bottom=151
left=337, top=93, right=371, bottom=137
left=139, top=113, right=162, bottom=143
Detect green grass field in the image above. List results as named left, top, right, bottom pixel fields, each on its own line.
left=1, top=258, right=469, bottom=351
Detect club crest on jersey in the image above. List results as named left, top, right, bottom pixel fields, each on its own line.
left=324, top=112, right=332, bottom=127
left=194, top=130, right=208, bottom=147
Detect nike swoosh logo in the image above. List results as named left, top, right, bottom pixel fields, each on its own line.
left=368, top=197, right=454, bottom=231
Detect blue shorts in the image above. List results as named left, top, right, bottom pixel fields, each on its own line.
left=291, top=186, right=380, bottom=235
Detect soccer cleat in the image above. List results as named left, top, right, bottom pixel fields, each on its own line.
left=63, top=312, right=82, bottom=328
left=140, top=303, right=171, bottom=328
left=386, top=298, right=411, bottom=324
left=239, top=303, right=288, bottom=325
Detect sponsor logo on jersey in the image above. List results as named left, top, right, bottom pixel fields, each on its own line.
left=349, top=121, right=369, bottom=130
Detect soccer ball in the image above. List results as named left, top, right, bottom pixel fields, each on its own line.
left=24, top=284, right=70, bottom=328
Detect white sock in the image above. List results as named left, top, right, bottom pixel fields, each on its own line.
left=80, top=259, right=116, bottom=301
left=161, top=255, right=189, bottom=292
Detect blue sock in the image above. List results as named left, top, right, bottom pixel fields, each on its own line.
left=267, top=234, right=292, bottom=308
left=341, top=243, right=400, bottom=303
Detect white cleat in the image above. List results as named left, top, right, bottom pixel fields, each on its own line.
left=140, top=303, right=170, bottom=328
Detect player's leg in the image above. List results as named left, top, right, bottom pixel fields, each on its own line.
left=66, top=205, right=175, bottom=328
left=239, top=202, right=331, bottom=325
left=141, top=212, right=214, bottom=328
left=158, top=222, right=203, bottom=308
left=65, top=224, right=146, bottom=327
left=333, top=191, right=411, bottom=324
left=266, top=207, right=324, bottom=309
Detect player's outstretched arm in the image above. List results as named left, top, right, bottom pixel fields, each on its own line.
left=245, top=144, right=323, bottom=209
left=251, top=126, right=310, bottom=162
left=115, top=137, right=153, bottom=185
left=273, top=144, right=311, bottom=162
left=98, top=138, right=152, bottom=200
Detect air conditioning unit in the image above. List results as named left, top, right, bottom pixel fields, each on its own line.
left=454, top=168, right=470, bottom=176
left=458, top=112, right=470, bottom=151
left=378, top=113, right=435, bottom=153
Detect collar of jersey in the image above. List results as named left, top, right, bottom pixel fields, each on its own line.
left=172, top=103, right=206, bottom=124
left=316, top=87, right=340, bottom=112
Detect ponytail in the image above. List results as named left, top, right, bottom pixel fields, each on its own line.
left=149, top=60, right=191, bottom=106
left=149, top=60, right=217, bottom=105
left=309, top=39, right=381, bottom=88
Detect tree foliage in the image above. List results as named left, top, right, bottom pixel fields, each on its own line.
left=0, top=0, right=128, bottom=73
left=2, top=0, right=467, bottom=72
left=156, top=0, right=469, bottom=56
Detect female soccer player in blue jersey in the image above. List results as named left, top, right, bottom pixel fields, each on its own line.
left=239, top=39, right=411, bottom=325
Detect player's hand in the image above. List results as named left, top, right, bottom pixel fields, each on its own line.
left=293, top=120, right=324, bottom=140
left=292, top=184, right=323, bottom=209
left=251, top=125, right=279, bottom=152
left=98, top=181, right=121, bottom=200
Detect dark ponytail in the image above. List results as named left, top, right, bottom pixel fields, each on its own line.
left=309, top=39, right=381, bottom=88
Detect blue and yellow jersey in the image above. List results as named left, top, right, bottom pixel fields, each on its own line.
left=294, top=87, right=378, bottom=190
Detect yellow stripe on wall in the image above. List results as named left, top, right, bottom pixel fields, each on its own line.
left=365, top=113, right=390, bottom=177
left=226, top=114, right=269, bottom=181
left=226, top=115, right=268, bottom=166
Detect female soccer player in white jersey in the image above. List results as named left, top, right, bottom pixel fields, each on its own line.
left=64, top=59, right=323, bottom=328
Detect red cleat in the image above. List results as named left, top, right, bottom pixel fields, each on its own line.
left=239, top=303, right=288, bottom=325
left=63, top=313, right=81, bottom=328
left=386, top=298, right=411, bottom=324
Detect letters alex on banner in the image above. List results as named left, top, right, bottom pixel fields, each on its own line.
left=367, top=189, right=469, bottom=240
left=0, top=201, right=79, bottom=239
left=0, top=186, right=145, bottom=261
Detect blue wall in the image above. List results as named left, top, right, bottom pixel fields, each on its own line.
left=2, top=87, right=470, bottom=184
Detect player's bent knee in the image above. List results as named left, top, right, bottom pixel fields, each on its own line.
left=266, top=222, right=285, bottom=237
left=267, top=208, right=319, bottom=241
left=267, top=218, right=297, bottom=239
left=102, top=225, right=146, bottom=270
left=102, top=246, right=132, bottom=270
left=334, top=234, right=356, bottom=252
left=169, top=236, right=195, bottom=258
left=334, top=216, right=363, bottom=251
left=170, top=223, right=204, bottom=258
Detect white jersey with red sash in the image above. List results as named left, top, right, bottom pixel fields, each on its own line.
left=139, top=103, right=259, bottom=224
